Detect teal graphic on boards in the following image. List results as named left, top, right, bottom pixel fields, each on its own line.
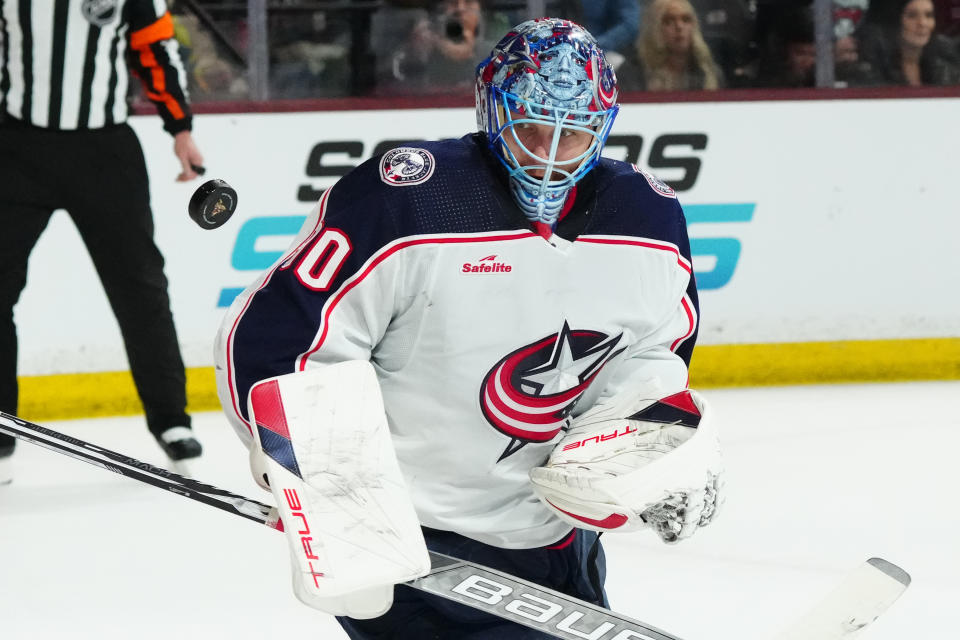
left=684, top=203, right=755, bottom=290
left=218, top=204, right=755, bottom=307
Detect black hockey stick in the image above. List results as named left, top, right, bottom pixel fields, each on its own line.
left=0, top=410, right=280, bottom=527
left=0, top=410, right=679, bottom=640
left=0, top=411, right=910, bottom=640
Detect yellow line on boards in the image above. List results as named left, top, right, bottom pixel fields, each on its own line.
left=17, top=368, right=221, bottom=423
left=689, top=338, right=960, bottom=387
left=14, top=338, right=960, bottom=422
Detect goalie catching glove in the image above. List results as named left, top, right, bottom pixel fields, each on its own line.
left=530, top=388, right=723, bottom=543
left=247, top=361, right=430, bottom=618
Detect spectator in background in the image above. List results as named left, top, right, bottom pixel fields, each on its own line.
left=753, top=0, right=869, bottom=78
left=757, top=6, right=818, bottom=86
left=834, top=0, right=870, bottom=40
left=574, top=0, right=642, bottom=67
left=619, top=0, right=724, bottom=91
left=757, top=4, right=873, bottom=87
left=833, top=0, right=871, bottom=67
left=370, top=1, right=431, bottom=91
left=172, top=11, right=249, bottom=101
left=269, top=8, right=353, bottom=99
left=374, top=0, right=508, bottom=95
left=858, top=0, right=960, bottom=85
left=689, top=0, right=758, bottom=87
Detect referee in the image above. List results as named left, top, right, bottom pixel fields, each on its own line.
left=0, top=0, right=206, bottom=482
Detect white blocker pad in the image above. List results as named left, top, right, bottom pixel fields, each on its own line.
left=248, top=361, right=430, bottom=618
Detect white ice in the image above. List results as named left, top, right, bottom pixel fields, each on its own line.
left=1, top=381, right=957, bottom=639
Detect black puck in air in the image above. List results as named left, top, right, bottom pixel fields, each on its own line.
left=188, top=179, right=237, bottom=230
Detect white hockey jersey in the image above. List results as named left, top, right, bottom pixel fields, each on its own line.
left=215, top=134, right=699, bottom=548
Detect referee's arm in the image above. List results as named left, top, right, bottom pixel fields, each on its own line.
left=125, top=3, right=203, bottom=180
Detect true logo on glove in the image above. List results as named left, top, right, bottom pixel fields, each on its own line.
left=283, top=488, right=325, bottom=587
left=561, top=424, right=637, bottom=451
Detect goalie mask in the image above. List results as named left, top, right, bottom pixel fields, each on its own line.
left=476, top=18, right=619, bottom=226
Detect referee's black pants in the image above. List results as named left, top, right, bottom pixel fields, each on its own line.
left=0, top=118, right=190, bottom=451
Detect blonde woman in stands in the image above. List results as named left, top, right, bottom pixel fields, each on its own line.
left=619, top=0, right=724, bottom=91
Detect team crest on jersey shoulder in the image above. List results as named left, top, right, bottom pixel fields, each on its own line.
left=632, top=165, right=676, bottom=199
left=81, top=0, right=118, bottom=26
left=380, top=147, right=436, bottom=187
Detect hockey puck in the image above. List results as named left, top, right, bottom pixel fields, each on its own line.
left=188, top=179, right=237, bottom=230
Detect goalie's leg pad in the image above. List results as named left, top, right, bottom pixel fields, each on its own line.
left=248, top=361, right=430, bottom=618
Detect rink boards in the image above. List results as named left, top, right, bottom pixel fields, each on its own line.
left=13, top=97, right=960, bottom=418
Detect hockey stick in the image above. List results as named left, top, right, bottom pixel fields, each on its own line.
left=0, top=411, right=910, bottom=640
left=0, top=410, right=677, bottom=640
left=773, top=557, right=911, bottom=640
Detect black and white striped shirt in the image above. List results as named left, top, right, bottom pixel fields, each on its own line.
left=1, top=0, right=192, bottom=133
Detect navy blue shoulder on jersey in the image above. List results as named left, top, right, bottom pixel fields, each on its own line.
left=322, top=134, right=527, bottom=243
left=228, top=135, right=524, bottom=419
left=322, top=137, right=687, bottom=258
left=582, top=159, right=690, bottom=250
left=228, top=136, right=700, bottom=414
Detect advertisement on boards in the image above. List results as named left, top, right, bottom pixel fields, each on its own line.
left=13, top=99, right=960, bottom=375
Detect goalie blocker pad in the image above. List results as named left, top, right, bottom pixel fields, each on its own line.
left=248, top=361, right=430, bottom=618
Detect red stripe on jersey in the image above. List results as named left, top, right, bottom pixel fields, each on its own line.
left=670, top=295, right=697, bottom=353
left=280, top=189, right=335, bottom=270
left=297, top=230, right=537, bottom=368
left=576, top=235, right=696, bottom=354
left=577, top=235, right=696, bottom=354
left=494, top=338, right=584, bottom=408
left=575, top=236, right=692, bottom=274
left=486, top=385, right=571, bottom=426
left=558, top=186, right=577, bottom=222
left=545, top=529, right=577, bottom=549
left=224, top=190, right=333, bottom=432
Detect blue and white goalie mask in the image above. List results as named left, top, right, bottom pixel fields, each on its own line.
left=476, top=18, right=619, bottom=226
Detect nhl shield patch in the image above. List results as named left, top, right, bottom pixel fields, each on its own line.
left=380, top=147, right=436, bottom=187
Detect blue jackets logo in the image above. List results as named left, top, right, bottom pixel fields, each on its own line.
left=479, top=322, right=624, bottom=461
left=380, top=147, right=436, bottom=186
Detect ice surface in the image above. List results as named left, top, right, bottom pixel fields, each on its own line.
left=1, top=382, right=956, bottom=639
